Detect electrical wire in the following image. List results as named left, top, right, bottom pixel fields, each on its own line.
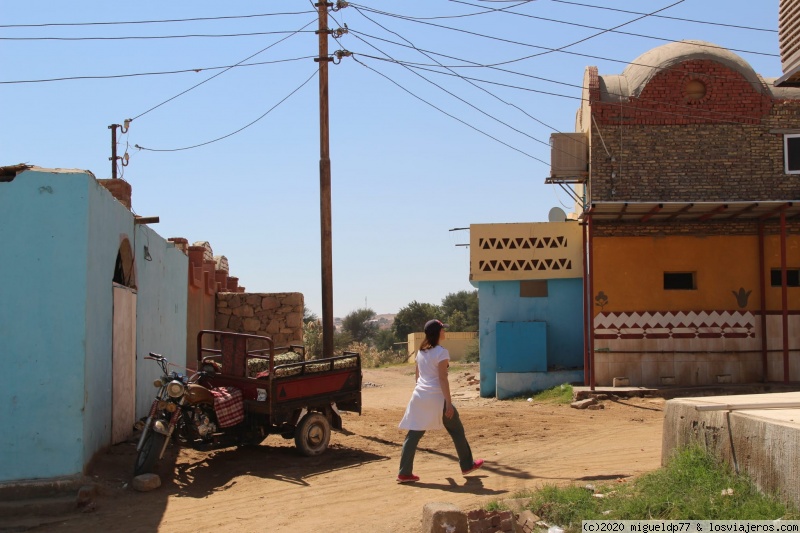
left=351, top=2, right=778, bottom=60
left=550, top=0, right=777, bottom=33
left=0, top=56, right=316, bottom=84
left=364, top=54, right=767, bottom=127
left=354, top=1, right=531, bottom=21
left=134, top=69, right=318, bottom=152
left=346, top=22, right=776, bottom=88
left=333, top=8, right=553, bottom=163
left=343, top=4, right=773, bottom=165
left=352, top=55, right=548, bottom=165
left=346, top=29, right=773, bottom=125
left=0, top=11, right=315, bottom=28
left=350, top=6, right=563, bottom=138
left=449, top=0, right=778, bottom=58
left=130, top=18, right=315, bottom=122
left=1, top=30, right=316, bottom=41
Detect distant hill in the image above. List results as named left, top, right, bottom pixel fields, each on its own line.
left=333, top=313, right=395, bottom=331
left=373, top=314, right=395, bottom=330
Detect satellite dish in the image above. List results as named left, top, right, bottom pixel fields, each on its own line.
left=548, top=207, right=567, bottom=222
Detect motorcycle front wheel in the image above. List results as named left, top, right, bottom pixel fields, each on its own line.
left=134, top=430, right=168, bottom=476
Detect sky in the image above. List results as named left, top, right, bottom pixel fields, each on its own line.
left=0, top=1, right=782, bottom=318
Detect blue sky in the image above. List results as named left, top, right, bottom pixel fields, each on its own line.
left=1, top=1, right=781, bottom=317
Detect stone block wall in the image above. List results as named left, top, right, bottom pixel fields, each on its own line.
left=216, top=292, right=304, bottom=347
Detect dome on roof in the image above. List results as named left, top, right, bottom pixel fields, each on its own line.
left=621, top=40, right=763, bottom=98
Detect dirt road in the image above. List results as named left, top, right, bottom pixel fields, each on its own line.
left=41, top=364, right=665, bottom=533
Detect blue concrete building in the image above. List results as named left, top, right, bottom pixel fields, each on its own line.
left=0, top=166, right=187, bottom=483
left=469, top=221, right=584, bottom=399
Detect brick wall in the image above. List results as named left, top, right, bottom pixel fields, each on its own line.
left=586, top=59, right=800, bottom=204
left=98, top=178, right=132, bottom=210
left=592, top=220, right=800, bottom=238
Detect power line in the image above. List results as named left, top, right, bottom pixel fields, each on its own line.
left=130, top=18, right=315, bottom=122
left=550, top=0, right=777, bottom=33
left=0, top=56, right=315, bottom=85
left=134, top=69, right=318, bottom=152
left=364, top=55, right=768, bottom=127
left=0, top=11, right=315, bottom=28
left=351, top=6, right=564, bottom=139
left=355, top=1, right=530, bottom=21
left=0, top=30, right=316, bottom=41
left=346, top=20, right=776, bottom=87
left=449, top=0, right=778, bottom=58
left=352, top=2, right=778, bottom=60
left=348, top=32, right=771, bottom=126
left=335, top=3, right=549, bottom=161
left=352, top=56, right=548, bottom=165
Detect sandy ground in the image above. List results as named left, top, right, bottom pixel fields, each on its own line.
left=33, top=363, right=665, bottom=533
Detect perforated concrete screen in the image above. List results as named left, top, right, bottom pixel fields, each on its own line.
left=470, top=222, right=582, bottom=281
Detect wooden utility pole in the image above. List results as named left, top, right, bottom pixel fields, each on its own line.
left=316, top=2, right=334, bottom=358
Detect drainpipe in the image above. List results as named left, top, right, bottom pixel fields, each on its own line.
left=758, top=222, right=768, bottom=381
left=588, top=214, right=596, bottom=390
left=780, top=209, right=789, bottom=383
left=582, top=221, right=590, bottom=386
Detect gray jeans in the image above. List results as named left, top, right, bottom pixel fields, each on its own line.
left=398, top=404, right=474, bottom=476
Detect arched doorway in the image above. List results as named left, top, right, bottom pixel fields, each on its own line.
left=112, top=238, right=137, bottom=445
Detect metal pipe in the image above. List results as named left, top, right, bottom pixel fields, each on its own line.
left=109, top=124, right=118, bottom=179
left=588, top=214, right=595, bottom=390
left=758, top=222, right=768, bottom=381
left=582, top=221, right=589, bottom=386
left=780, top=210, right=790, bottom=383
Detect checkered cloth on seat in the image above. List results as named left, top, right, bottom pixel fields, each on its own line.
left=211, top=387, right=244, bottom=428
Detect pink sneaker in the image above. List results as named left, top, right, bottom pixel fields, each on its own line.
left=397, top=474, right=420, bottom=483
left=462, top=459, right=484, bottom=475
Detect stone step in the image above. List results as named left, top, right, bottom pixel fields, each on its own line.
left=0, top=494, right=77, bottom=519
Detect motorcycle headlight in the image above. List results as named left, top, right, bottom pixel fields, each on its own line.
left=166, top=380, right=185, bottom=399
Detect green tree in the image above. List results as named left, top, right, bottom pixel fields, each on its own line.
left=303, top=306, right=319, bottom=324
left=393, top=301, right=442, bottom=339
left=304, top=320, right=355, bottom=359
left=374, top=328, right=399, bottom=352
left=441, top=290, right=478, bottom=331
left=446, top=309, right=468, bottom=332
left=303, top=320, right=322, bottom=359
left=341, top=308, right=378, bottom=343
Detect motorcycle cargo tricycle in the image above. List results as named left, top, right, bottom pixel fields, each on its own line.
left=134, top=330, right=362, bottom=476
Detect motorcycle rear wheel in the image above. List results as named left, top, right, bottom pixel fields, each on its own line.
left=134, top=430, right=168, bottom=476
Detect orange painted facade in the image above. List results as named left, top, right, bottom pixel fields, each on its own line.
left=593, top=235, right=800, bottom=313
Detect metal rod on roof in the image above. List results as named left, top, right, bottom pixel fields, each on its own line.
left=695, top=401, right=800, bottom=411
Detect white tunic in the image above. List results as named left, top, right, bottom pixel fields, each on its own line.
left=398, top=345, right=450, bottom=431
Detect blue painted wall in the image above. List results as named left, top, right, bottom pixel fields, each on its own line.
left=131, top=224, right=187, bottom=418
left=1, top=168, right=188, bottom=482
left=496, top=321, right=547, bottom=372
left=1, top=170, right=91, bottom=480
left=478, top=279, right=583, bottom=397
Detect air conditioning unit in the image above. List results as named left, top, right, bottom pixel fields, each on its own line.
left=550, top=133, right=588, bottom=178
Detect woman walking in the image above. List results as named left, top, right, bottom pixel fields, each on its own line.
left=397, top=319, right=483, bottom=483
